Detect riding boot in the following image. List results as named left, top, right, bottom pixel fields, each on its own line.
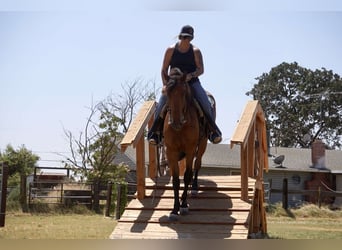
left=207, top=116, right=222, bottom=144
left=147, top=117, right=164, bottom=145
left=190, top=81, right=222, bottom=144
left=148, top=94, right=167, bottom=145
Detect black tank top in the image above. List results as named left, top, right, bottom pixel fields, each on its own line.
left=170, top=43, right=198, bottom=82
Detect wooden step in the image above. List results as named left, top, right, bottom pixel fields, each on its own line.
left=125, top=196, right=251, bottom=211
left=119, top=210, right=249, bottom=225
left=111, top=222, right=249, bottom=239
left=110, top=175, right=256, bottom=239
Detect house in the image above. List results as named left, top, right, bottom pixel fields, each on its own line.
left=114, top=140, right=342, bottom=207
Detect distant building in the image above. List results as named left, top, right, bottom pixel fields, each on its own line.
left=116, top=141, right=342, bottom=207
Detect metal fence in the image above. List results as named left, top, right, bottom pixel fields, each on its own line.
left=28, top=180, right=114, bottom=215
left=270, top=178, right=342, bottom=209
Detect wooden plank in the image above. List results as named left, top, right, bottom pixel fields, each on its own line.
left=256, top=109, right=269, bottom=172
left=120, top=100, right=156, bottom=151
left=145, top=175, right=255, bottom=188
left=111, top=223, right=249, bottom=239
left=247, top=122, right=255, bottom=178
left=119, top=211, right=249, bottom=225
left=124, top=197, right=251, bottom=210
left=240, top=146, right=249, bottom=201
left=144, top=189, right=254, bottom=199
left=148, top=115, right=157, bottom=179
left=230, top=100, right=258, bottom=147
left=136, top=136, right=145, bottom=200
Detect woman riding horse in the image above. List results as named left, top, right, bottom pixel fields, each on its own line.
left=163, top=68, right=208, bottom=220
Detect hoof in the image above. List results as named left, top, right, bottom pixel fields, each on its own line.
left=169, top=213, right=179, bottom=221
left=180, top=207, right=189, bottom=215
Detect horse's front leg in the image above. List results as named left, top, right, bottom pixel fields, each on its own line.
left=169, top=174, right=180, bottom=221
left=168, top=155, right=180, bottom=221
left=180, top=158, right=193, bottom=215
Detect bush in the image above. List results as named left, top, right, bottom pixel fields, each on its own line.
left=266, top=202, right=342, bottom=218
left=6, top=186, right=21, bottom=211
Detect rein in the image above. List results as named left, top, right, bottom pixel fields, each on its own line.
left=165, top=72, right=193, bottom=130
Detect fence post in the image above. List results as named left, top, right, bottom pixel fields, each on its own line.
left=115, top=183, right=122, bottom=220
left=282, top=178, right=288, bottom=209
left=0, top=164, right=9, bottom=227
left=318, top=186, right=322, bottom=208
left=93, top=181, right=100, bottom=213
left=105, top=181, right=113, bottom=217
left=28, top=182, right=32, bottom=208
left=60, top=182, right=64, bottom=204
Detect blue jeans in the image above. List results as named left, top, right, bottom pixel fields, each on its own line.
left=190, top=80, right=221, bottom=136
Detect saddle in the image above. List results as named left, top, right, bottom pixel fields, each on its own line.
left=160, top=90, right=215, bottom=121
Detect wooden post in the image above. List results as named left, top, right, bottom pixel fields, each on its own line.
left=282, top=178, right=288, bottom=209
left=318, top=186, right=322, bottom=208
left=105, top=181, right=113, bottom=217
left=148, top=115, right=157, bottom=179
left=136, top=135, right=145, bottom=200
left=60, top=182, right=64, bottom=204
left=231, top=100, right=268, bottom=235
left=93, top=181, right=100, bottom=213
left=116, top=184, right=122, bottom=220
left=28, top=182, right=32, bottom=208
left=240, top=146, right=248, bottom=201
left=0, top=164, right=8, bottom=227
left=247, top=123, right=255, bottom=178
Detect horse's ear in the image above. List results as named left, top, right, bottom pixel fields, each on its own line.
left=170, top=67, right=182, bottom=77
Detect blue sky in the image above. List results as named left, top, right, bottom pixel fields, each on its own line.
left=1, top=1, right=342, bottom=167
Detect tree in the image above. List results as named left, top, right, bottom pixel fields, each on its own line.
left=62, top=78, right=157, bottom=182
left=101, top=77, right=157, bottom=133
left=63, top=102, right=128, bottom=182
left=0, top=145, right=39, bottom=212
left=246, top=62, right=342, bottom=149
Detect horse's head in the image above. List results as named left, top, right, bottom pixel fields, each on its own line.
left=165, top=68, right=191, bottom=131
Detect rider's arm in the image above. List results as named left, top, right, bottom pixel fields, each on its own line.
left=161, top=47, right=174, bottom=86
left=192, top=47, right=204, bottom=78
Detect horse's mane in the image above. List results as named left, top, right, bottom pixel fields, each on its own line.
left=166, top=68, right=193, bottom=102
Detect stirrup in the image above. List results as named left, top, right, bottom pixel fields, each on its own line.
left=148, top=134, right=160, bottom=145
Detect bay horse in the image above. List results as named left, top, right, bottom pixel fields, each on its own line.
left=163, top=67, right=209, bottom=220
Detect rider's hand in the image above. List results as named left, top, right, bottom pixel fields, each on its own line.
left=162, top=85, right=167, bottom=94
left=186, top=73, right=192, bottom=82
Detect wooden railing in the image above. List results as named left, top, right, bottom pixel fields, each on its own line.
left=120, top=100, right=156, bottom=200
left=230, top=100, right=269, bottom=235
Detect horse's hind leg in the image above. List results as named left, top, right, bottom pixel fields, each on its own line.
left=192, top=138, right=207, bottom=195
left=180, top=166, right=192, bottom=215
left=191, top=156, right=202, bottom=195
left=191, top=167, right=199, bottom=196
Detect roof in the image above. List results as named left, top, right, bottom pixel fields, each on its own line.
left=268, top=146, right=342, bottom=173
left=116, top=141, right=342, bottom=174
left=113, top=149, right=136, bottom=171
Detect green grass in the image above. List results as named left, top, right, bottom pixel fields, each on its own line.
left=266, top=203, right=342, bottom=239
left=0, top=212, right=116, bottom=239
left=1, top=203, right=342, bottom=239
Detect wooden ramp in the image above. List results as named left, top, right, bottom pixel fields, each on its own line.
left=110, top=175, right=255, bottom=239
